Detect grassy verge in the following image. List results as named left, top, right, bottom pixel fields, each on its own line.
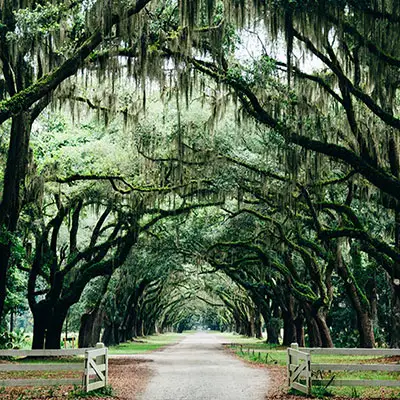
left=108, top=332, right=186, bottom=355
left=219, top=333, right=400, bottom=399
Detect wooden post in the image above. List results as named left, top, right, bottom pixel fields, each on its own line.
left=96, top=342, right=107, bottom=387
left=95, top=343, right=105, bottom=368
left=84, top=350, right=90, bottom=392
left=72, top=337, right=75, bottom=349
left=104, top=347, right=108, bottom=386
left=305, top=352, right=311, bottom=395
left=291, top=343, right=299, bottom=366
left=288, top=343, right=299, bottom=387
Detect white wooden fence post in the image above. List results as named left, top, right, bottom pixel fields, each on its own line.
left=96, top=342, right=108, bottom=386
left=288, top=343, right=299, bottom=388
left=96, top=343, right=107, bottom=387
left=95, top=342, right=104, bottom=365
left=84, top=350, right=90, bottom=393
left=291, top=343, right=299, bottom=366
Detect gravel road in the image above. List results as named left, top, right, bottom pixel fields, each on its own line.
left=138, top=331, right=269, bottom=400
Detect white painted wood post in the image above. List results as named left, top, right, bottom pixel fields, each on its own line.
left=288, top=343, right=299, bottom=388
left=291, top=343, right=299, bottom=366
left=95, top=343, right=107, bottom=387
left=306, top=352, right=312, bottom=395
left=84, top=350, right=90, bottom=392
left=105, top=347, right=108, bottom=386
left=95, top=343, right=108, bottom=386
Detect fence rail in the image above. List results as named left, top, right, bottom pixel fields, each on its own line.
left=287, top=343, right=400, bottom=395
left=0, top=343, right=108, bottom=393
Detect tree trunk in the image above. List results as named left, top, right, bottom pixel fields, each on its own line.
left=391, top=284, right=400, bottom=348
left=0, top=112, right=31, bottom=320
left=9, top=309, right=14, bottom=332
left=315, top=310, right=333, bottom=348
left=31, top=303, right=49, bottom=349
left=254, top=310, right=262, bottom=339
left=295, top=315, right=305, bottom=347
left=282, top=311, right=296, bottom=346
left=31, top=300, right=70, bottom=349
left=337, top=241, right=375, bottom=347
left=79, top=305, right=104, bottom=348
left=391, top=209, right=400, bottom=347
left=102, top=323, right=116, bottom=346
left=45, top=309, right=67, bottom=349
left=266, top=322, right=280, bottom=344
left=303, top=304, right=322, bottom=347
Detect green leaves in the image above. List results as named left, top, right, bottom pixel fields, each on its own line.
left=7, top=4, right=61, bottom=43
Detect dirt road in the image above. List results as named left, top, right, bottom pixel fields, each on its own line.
left=138, top=331, right=269, bottom=400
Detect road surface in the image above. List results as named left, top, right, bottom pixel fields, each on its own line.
left=138, top=331, right=269, bottom=400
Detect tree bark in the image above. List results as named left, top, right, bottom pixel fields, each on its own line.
left=45, top=308, right=68, bottom=349
left=282, top=294, right=297, bottom=346
left=336, top=244, right=375, bottom=348
left=79, top=305, right=104, bottom=348
left=0, top=112, right=31, bottom=320
left=303, top=304, right=322, bottom=347
left=31, top=301, right=69, bottom=349
left=391, top=209, right=400, bottom=347
left=295, top=315, right=305, bottom=346
left=262, top=304, right=280, bottom=344
left=282, top=311, right=297, bottom=346
left=254, top=309, right=262, bottom=339
left=31, top=304, right=48, bottom=349
left=315, top=310, right=334, bottom=348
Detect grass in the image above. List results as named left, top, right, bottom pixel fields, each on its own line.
left=108, top=332, right=186, bottom=354
left=219, top=332, right=400, bottom=399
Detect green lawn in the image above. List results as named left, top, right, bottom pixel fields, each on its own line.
left=108, top=332, right=186, bottom=354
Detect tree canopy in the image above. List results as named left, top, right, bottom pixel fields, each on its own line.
left=0, top=0, right=399, bottom=349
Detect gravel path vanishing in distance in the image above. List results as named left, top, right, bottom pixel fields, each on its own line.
left=137, top=331, right=269, bottom=400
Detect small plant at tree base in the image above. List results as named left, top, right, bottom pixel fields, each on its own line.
left=312, top=386, right=333, bottom=398
left=69, top=385, right=115, bottom=398
left=351, top=387, right=359, bottom=398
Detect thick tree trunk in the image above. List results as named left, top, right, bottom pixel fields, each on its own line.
left=46, top=309, right=67, bottom=349
left=391, top=209, right=400, bottom=348
left=282, top=311, right=297, bottom=346
left=0, top=113, right=31, bottom=320
left=266, top=322, right=280, bottom=344
left=79, top=305, right=104, bottom=348
left=32, top=305, right=48, bottom=349
left=254, top=310, right=262, bottom=339
left=391, top=285, right=400, bottom=348
left=358, top=311, right=375, bottom=348
left=303, top=304, right=322, bottom=347
left=32, top=300, right=70, bottom=349
left=294, top=315, right=305, bottom=347
left=260, top=305, right=279, bottom=344
left=102, top=323, right=116, bottom=346
left=315, top=310, right=333, bottom=348
left=336, top=242, right=375, bottom=347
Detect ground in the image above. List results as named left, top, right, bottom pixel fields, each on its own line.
left=1, top=332, right=399, bottom=399
left=137, top=331, right=269, bottom=400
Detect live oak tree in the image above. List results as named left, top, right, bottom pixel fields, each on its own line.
left=1, top=0, right=400, bottom=349
left=145, top=0, right=400, bottom=346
